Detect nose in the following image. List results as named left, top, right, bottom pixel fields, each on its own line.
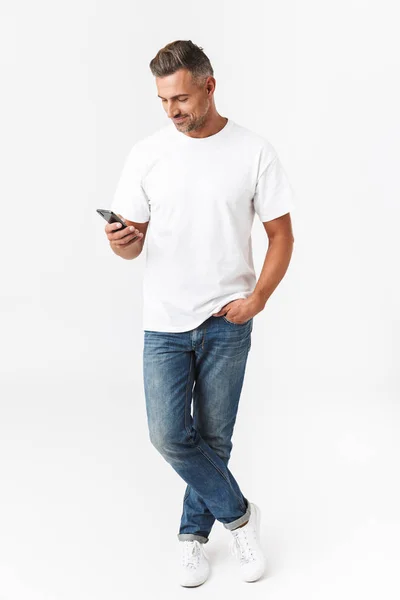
left=168, top=109, right=181, bottom=119
left=165, top=102, right=181, bottom=119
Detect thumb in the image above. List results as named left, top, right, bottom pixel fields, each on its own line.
left=212, top=309, right=225, bottom=317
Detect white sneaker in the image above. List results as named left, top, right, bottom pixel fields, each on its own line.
left=178, top=540, right=210, bottom=587
left=229, top=502, right=266, bottom=582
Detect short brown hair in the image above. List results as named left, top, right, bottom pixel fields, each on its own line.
left=149, top=40, right=214, bottom=87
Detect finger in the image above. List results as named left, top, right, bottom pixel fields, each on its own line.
left=116, top=225, right=143, bottom=239
left=105, top=221, right=124, bottom=234
left=212, top=306, right=227, bottom=316
left=114, top=232, right=142, bottom=246
left=108, top=225, right=143, bottom=241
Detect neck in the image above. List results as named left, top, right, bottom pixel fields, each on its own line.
left=185, top=115, right=228, bottom=139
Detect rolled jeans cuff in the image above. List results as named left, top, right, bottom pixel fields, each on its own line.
left=177, top=533, right=209, bottom=544
left=223, top=501, right=251, bottom=531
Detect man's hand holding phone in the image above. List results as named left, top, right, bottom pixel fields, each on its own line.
left=105, top=214, right=144, bottom=249
left=104, top=213, right=145, bottom=260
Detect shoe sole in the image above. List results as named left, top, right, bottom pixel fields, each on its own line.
left=179, top=568, right=210, bottom=587
left=180, top=580, right=207, bottom=587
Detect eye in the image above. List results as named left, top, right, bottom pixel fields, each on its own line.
left=160, top=98, right=188, bottom=103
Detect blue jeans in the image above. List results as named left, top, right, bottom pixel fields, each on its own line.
left=143, top=314, right=253, bottom=544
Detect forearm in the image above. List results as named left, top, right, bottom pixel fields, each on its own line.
left=251, top=236, right=294, bottom=307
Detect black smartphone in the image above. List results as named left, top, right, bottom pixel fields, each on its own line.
left=96, top=209, right=127, bottom=229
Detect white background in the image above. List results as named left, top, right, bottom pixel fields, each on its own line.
left=1, top=1, right=399, bottom=598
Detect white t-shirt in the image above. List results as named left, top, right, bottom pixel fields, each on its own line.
left=111, top=118, right=295, bottom=332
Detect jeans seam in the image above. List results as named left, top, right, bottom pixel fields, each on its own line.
left=202, top=323, right=207, bottom=349
left=184, top=352, right=194, bottom=435
left=195, top=443, right=247, bottom=511
left=195, top=443, right=231, bottom=485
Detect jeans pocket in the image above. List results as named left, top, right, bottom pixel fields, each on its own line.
left=222, top=315, right=252, bottom=326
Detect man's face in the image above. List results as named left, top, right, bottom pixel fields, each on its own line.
left=156, top=68, right=213, bottom=134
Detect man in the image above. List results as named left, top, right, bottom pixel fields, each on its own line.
left=106, top=39, right=295, bottom=587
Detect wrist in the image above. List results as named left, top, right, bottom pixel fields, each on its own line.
left=249, top=292, right=266, bottom=311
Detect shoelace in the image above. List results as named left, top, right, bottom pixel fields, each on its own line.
left=181, top=540, right=202, bottom=569
left=230, top=528, right=256, bottom=564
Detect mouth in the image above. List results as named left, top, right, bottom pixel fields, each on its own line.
left=174, top=116, right=187, bottom=123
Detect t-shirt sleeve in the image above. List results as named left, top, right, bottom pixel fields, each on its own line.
left=252, top=153, right=295, bottom=222
left=110, top=144, right=150, bottom=222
